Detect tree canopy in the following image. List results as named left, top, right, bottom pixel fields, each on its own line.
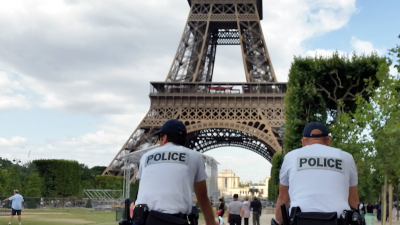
left=272, top=48, right=392, bottom=202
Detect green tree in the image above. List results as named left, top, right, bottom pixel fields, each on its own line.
left=6, top=165, right=23, bottom=194
left=284, top=52, right=384, bottom=151
left=24, top=172, right=43, bottom=197
left=330, top=36, right=400, bottom=216
left=91, top=166, right=107, bottom=176
left=268, top=153, right=283, bottom=201
left=0, top=169, right=8, bottom=196
left=0, top=157, right=12, bottom=170
left=275, top=51, right=385, bottom=203
left=33, top=159, right=81, bottom=197
left=80, top=164, right=92, bottom=181
left=93, top=175, right=123, bottom=189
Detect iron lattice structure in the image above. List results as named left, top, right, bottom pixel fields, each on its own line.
left=103, top=0, right=286, bottom=178
left=167, top=0, right=275, bottom=83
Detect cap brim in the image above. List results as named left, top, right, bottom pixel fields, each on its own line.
left=153, top=130, right=162, bottom=136
left=304, top=134, right=328, bottom=138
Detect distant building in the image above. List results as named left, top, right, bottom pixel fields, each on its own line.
left=218, top=169, right=240, bottom=189
left=262, top=176, right=271, bottom=186
left=217, top=170, right=269, bottom=198
left=240, top=180, right=249, bottom=185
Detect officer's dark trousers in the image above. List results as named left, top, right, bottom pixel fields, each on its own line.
left=229, top=214, right=241, bottom=225
left=252, top=212, right=260, bottom=225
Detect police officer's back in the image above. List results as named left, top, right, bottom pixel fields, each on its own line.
left=274, top=122, right=359, bottom=225
left=135, top=119, right=218, bottom=225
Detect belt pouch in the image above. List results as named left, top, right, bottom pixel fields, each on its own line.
left=146, top=211, right=188, bottom=225
left=133, top=204, right=149, bottom=225
left=296, top=212, right=337, bottom=225
left=290, top=207, right=301, bottom=225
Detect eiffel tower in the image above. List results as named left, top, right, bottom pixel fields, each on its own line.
left=103, top=0, right=286, bottom=177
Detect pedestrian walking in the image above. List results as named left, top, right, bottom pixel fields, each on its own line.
left=377, top=202, right=382, bottom=221
left=242, top=196, right=251, bottom=225
left=367, top=202, right=374, bottom=214
left=250, top=197, right=261, bottom=225
left=226, top=194, right=244, bottom=225
left=134, top=119, right=218, bottom=225
left=217, top=198, right=225, bottom=225
left=274, top=122, right=359, bottom=225
left=3, top=190, right=24, bottom=225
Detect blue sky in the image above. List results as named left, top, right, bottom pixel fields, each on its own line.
left=0, top=0, right=398, bottom=182
left=304, top=0, right=399, bottom=53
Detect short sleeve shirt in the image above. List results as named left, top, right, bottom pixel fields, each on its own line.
left=9, top=194, right=24, bottom=210
left=135, top=143, right=208, bottom=214
left=228, top=201, right=243, bottom=215
left=279, top=144, right=358, bottom=216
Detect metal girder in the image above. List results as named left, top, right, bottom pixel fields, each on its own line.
left=187, top=128, right=274, bottom=162
left=166, top=1, right=276, bottom=83
left=187, top=0, right=263, bottom=20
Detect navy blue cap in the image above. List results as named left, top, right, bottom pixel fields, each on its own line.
left=303, top=122, right=329, bottom=138
left=155, top=119, right=187, bottom=137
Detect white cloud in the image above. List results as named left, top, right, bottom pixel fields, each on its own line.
left=351, top=36, right=385, bottom=55
left=0, top=136, right=27, bottom=147
left=305, top=49, right=348, bottom=57
left=0, top=71, right=31, bottom=111
left=306, top=36, right=387, bottom=59
left=0, top=0, right=359, bottom=172
left=0, top=112, right=145, bottom=167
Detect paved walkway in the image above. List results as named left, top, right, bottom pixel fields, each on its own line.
left=205, top=214, right=400, bottom=225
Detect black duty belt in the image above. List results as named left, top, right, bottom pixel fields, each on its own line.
left=170, top=213, right=189, bottom=220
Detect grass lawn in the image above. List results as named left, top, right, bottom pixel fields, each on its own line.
left=0, top=208, right=117, bottom=225
left=0, top=208, right=206, bottom=225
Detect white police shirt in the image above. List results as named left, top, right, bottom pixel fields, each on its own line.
left=280, top=144, right=358, bottom=217
left=135, top=142, right=208, bottom=214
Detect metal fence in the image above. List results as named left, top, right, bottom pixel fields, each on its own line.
left=0, top=197, right=97, bottom=210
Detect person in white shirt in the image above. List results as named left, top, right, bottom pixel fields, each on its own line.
left=3, top=190, right=24, bottom=225
left=135, top=119, right=218, bottom=225
left=274, top=122, right=359, bottom=225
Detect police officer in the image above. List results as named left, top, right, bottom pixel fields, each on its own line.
left=273, top=122, right=359, bottom=224
left=135, top=119, right=218, bottom=225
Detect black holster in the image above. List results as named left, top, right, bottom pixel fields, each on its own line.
left=188, top=206, right=199, bottom=225
left=133, top=204, right=149, bottom=225
left=339, top=209, right=363, bottom=225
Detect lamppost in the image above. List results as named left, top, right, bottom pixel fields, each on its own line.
left=12, top=159, right=22, bottom=190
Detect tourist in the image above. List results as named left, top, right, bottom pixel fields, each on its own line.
left=3, top=190, right=24, bottom=225
left=217, top=198, right=225, bottom=225
left=367, top=202, right=374, bottom=214
left=242, top=196, right=251, bottom=225
left=226, top=194, right=244, bottom=225
left=250, top=197, right=261, bottom=225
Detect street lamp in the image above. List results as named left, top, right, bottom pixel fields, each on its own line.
left=12, top=159, right=22, bottom=190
